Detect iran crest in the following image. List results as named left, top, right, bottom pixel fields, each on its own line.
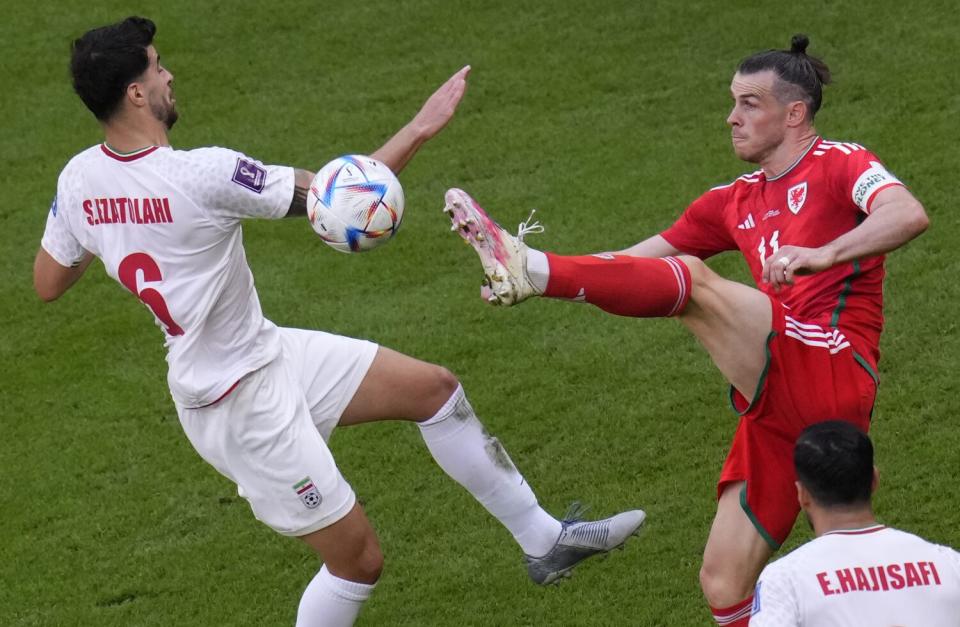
left=293, top=476, right=323, bottom=509
left=787, top=182, right=807, bottom=214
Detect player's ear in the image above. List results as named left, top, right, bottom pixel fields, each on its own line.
left=786, top=100, right=808, bottom=127
left=795, top=480, right=811, bottom=508
left=126, top=81, right=146, bottom=109
left=871, top=466, right=879, bottom=494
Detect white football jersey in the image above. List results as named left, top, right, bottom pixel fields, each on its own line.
left=41, top=143, right=295, bottom=407
left=751, top=525, right=960, bottom=626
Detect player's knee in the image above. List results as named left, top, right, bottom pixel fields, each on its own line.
left=408, top=364, right=460, bottom=422
left=699, top=559, right=755, bottom=608
left=334, top=532, right=383, bottom=585
left=434, top=366, right=459, bottom=397
left=353, top=538, right=384, bottom=584
left=676, top=255, right=712, bottom=289
left=425, top=365, right=460, bottom=407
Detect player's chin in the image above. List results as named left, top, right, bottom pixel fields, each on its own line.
left=731, top=143, right=760, bottom=163
left=165, top=108, right=180, bottom=130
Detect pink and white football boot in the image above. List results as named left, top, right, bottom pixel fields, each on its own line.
left=443, top=188, right=543, bottom=306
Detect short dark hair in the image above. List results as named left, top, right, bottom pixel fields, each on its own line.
left=737, top=34, right=832, bottom=121
left=70, top=16, right=157, bottom=121
left=794, top=421, right=873, bottom=507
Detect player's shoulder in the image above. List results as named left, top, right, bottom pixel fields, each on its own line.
left=170, top=145, right=279, bottom=176
left=811, top=138, right=878, bottom=161
left=886, top=527, right=960, bottom=554
left=764, top=534, right=835, bottom=576
left=759, top=547, right=800, bottom=583
left=59, top=144, right=103, bottom=174
left=168, top=145, right=244, bottom=164
left=708, top=168, right=764, bottom=192
left=56, top=144, right=104, bottom=192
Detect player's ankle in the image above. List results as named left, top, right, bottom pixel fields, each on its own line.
left=525, top=248, right=550, bottom=293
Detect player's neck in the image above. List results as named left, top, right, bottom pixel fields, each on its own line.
left=811, top=505, right=877, bottom=537
left=102, top=115, right=170, bottom=153
left=760, top=129, right=818, bottom=179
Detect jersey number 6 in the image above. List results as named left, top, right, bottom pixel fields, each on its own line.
left=118, top=252, right=185, bottom=336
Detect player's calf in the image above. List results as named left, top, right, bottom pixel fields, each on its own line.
left=543, top=253, right=692, bottom=317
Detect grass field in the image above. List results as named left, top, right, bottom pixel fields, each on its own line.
left=1, top=1, right=957, bottom=625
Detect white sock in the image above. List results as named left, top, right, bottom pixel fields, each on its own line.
left=526, top=248, right=550, bottom=293
left=296, top=565, right=375, bottom=627
left=418, top=385, right=562, bottom=557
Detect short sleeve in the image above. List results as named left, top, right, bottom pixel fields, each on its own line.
left=828, top=145, right=904, bottom=214
left=180, top=147, right=295, bottom=226
left=749, top=563, right=800, bottom=626
left=660, top=187, right=738, bottom=258
left=40, top=193, right=87, bottom=267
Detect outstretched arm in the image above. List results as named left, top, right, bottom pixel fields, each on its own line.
left=763, top=186, right=929, bottom=288
left=371, top=65, right=470, bottom=174
left=34, top=248, right=95, bottom=302
left=286, top=66, right=470, bottom=218
left=614, top=234, right=683, bottom=258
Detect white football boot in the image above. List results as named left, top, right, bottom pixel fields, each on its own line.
left=525, top=502, right=647, bottom=585
left=443, top=188, right=543, bottom=306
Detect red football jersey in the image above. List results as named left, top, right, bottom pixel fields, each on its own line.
left=661, top=138, right=904, bottom=369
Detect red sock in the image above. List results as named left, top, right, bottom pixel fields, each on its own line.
left=710, top=596, right=753, bottom=626
left=544, top=253, right=691, bottom=317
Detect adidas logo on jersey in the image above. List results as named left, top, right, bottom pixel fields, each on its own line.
left=737, top=213, right=756, bottom=230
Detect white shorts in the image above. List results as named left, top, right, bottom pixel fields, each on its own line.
left=175, top=327, right=379, bottom=536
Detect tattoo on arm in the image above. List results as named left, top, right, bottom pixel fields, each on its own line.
left=286, top=168, right=314, bottom=217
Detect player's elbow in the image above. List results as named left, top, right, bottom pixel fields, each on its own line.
left=906, top=200, right=930, bottom=238
left=33, top=267, right=67, bottom=302
left=34, top=278, right=63, bottom=302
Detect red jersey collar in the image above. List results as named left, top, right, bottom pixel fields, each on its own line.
left=100, top=143, right=161, bottom=162
left=764, top=136, right=820, bottom=182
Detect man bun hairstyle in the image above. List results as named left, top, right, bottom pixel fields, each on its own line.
left=738, top=33, right=832, bottom=121
left=790, top=33, right=810, bottom=54
left=70, top=16, right=157, bottom=121
left=794, top=421, right=874, bottom=508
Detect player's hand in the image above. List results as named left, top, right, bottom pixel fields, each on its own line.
left=410, top=65, right=471, bottom=140
left=762, top=245, right=836, bottom=290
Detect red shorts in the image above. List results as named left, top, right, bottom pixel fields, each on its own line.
left=718, top=297, right=878, bottom=548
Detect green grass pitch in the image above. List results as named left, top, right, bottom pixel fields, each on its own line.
left=1, top=1, right=957, bottom=625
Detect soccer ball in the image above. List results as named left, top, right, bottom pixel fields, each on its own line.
left=306, top=155, right=405, bottom=253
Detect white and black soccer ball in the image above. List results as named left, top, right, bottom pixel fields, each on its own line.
left=307, top=155, right=405, bottom=253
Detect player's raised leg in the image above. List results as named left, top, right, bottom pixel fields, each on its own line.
left=444, top=188, right=773, bottom=402
left=339, top=346, right=647, bottom=584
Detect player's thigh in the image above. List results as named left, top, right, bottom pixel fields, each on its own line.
left=701, top=482, right=775, bottom=604
left=677, top=256, right=773, bottom=402
left=177, top=358, right=356, bottom=538
left=339, top=346, right=459, bottom=426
